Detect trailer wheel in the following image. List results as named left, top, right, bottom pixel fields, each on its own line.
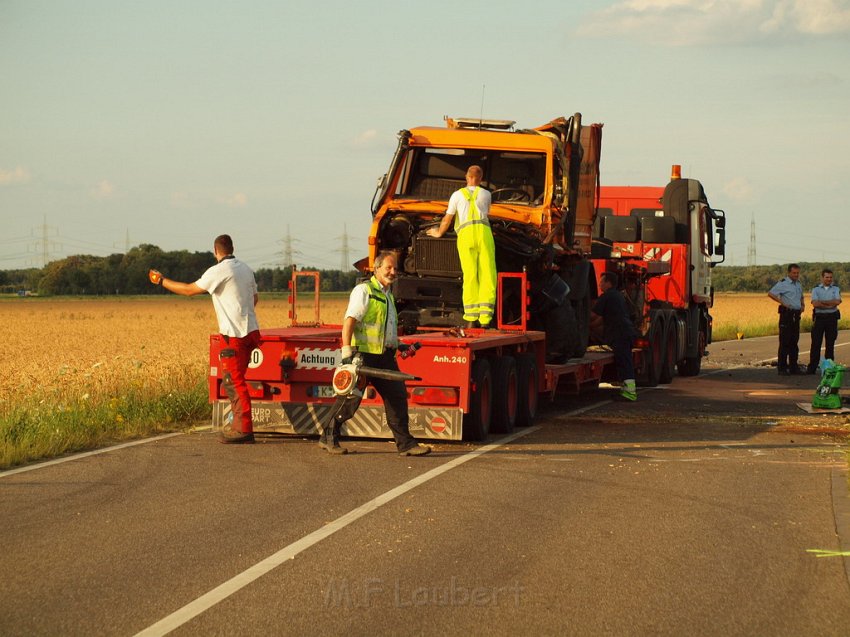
left=515, top=353, right=539, bottom=427
left=659, top=319, right=677, bottom=384
left=463, top=358, right=492, bottom=442
left=491, top=356, right=518, bottom=434
left=678, top=326, right=705, bottom=377
left=638, top=319, right=662, bottom=387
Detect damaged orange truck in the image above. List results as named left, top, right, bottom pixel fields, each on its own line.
left=209, top=114, right=726, bottom=440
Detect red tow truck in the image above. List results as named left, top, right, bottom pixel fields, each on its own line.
left=208, top=115, right=726, bottom=441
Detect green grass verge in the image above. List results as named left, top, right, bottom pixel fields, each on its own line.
left=0, top=381, right=209, bottom=470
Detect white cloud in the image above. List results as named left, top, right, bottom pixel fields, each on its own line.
left=0, top=166, right=31, bottom=185
left=90, top=179, right=115, bottom=199
left=722, top=176, right=754, bottom=201
left=576, top=0, right=850, bottom=45
left=217, top=192, right=248, bottom=207
left=170, top=191, right=194, bottom=208
left=353, top=129, right=378, bottom=146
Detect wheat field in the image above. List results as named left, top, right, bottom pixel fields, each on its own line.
left=0, top=295, right=348, bottom=405
left=0, top=292, right=786, bottom=407
left=0, top=291, right=810, bottom=468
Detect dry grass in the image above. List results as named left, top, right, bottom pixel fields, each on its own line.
left=711, top=293, right=779, bottom=340
left=0, top=294, right=350, bottom=468
left=711, top=292, right=849, bottom=341
left=0, top=295, right=350, bottom=407
left=0, top=292, right=821, bottom=408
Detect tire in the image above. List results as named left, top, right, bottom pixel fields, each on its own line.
left=659, top=319, right=677, bottom=384
left=678, top=326, right=705, bottom=377
left=515, top=353, right=539, bottom=427
left=571, top=292, right=590, bottom=358
left=491, top=356, right=518, bottom=434
left=638, top=318, right=662, bottom=387
left=463, top=358, right=492, bottom=441
left=543, top=301, right=578, bottom=364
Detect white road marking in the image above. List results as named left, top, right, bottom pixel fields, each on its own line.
left=0, top=433, right=183, bottom=478
left=135, top=420, right=575, bottom=636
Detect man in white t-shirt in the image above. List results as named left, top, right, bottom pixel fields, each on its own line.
left=149, top=234, right=260, bottom=444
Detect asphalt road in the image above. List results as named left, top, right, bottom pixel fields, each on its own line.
left=2, top=332, right=849, bottom=636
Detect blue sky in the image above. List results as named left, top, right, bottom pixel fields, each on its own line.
left=2, top=0, right=849, bottom=271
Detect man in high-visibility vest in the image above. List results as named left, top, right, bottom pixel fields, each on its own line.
left=319, top=250, right=432, bottom=456
left=427, top=165, right=497, bottom=328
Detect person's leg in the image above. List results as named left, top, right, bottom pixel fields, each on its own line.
left=809, top=317, right=825, bottom=372
left=219, top=331, right=259, bottom=442
left=364, top=352, right=426, bottom=454
left=457, top=233, right=480, bottom=326
left=477, top=229, right=497, bottom=327
left=789, top=313, right=801, bottom=371
left=614, top=336, right=636, bottom=400
left=777, top=315, right=790, bottom=373
left=824, top=315, right=838, bottom=362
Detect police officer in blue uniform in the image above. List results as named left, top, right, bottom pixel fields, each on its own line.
left=807, top=268, right=842, bottom=374
left=768, top=263, right=805, bottom=375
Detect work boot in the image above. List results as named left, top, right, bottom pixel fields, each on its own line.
left=464, top=320, right=478, bottom=329
left=619, top=379, right=637, bottom=402
left=318, top=424, right=348, bottom=455
left=219, top=431, right=255, bottom=444
left=399, top=443, right=432, bottom=457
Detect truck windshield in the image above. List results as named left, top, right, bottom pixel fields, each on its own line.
left=395, top=148, right=546, bottom=205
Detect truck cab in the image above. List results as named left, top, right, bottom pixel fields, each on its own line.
left=367, top=114, right=603, bottom=361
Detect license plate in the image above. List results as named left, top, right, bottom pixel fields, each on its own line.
left=312, top=385, right=335, bottom=398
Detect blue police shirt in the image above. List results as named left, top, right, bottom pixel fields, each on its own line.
left=811, top=283, right=841, bottom=315
left=769, top=277, right=803, bottom=311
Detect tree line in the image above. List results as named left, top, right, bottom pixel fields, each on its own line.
left=710, top=263, right=850, bottom=293
left=2, top=248, right=848, bottom=296
left=0, top=245, right=359, bottom=296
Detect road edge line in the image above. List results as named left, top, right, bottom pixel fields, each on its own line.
left=134, top=424, right=557, bottom=636
left=0, top=433, right=183, bottom=478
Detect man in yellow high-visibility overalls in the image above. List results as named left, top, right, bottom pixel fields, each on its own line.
left=427, top=165, right=497, bottom=328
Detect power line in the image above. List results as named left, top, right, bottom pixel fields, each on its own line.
left=747, top=213, right=756, bottom=267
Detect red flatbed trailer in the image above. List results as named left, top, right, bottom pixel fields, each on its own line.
left=208, top=272, right=618, bottom=442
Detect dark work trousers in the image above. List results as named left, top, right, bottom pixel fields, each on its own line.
left=808, top=313, right=839, bottom=371
left=777, top=308, right=801, bottom=372
left=611, top=335, right=636, bottom=382
left=361, top=350, right=418, bottom=452
left=220, top=330, right=261, bottom=433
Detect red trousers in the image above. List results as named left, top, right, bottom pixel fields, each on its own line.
left=219, top=330, right=260, bottom=434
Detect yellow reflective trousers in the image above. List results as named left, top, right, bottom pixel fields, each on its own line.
left=456, top=188, right=497, bottom=325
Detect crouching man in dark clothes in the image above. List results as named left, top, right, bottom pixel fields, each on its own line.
left=591, top=272, right=638, bottom=401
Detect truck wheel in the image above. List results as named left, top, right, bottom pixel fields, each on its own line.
left=463, top=358, right=492, bottom=441
left=491, top=356, right=518, bottom=434
left=659, top=320, right=677, bottom=384
left=572, top=292, right=590, bottom=358
left=515, top=353, right=539, bottom=427
left=678, top=327, right=705, bottom=377
left=543, top=302, right=578, bottom=364
left=638, top=319, right=662, bottom=387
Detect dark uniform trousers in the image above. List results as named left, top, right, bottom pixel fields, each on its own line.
left=808, top=312, right=839, bottom=372
left=361, top=350, right=418, bottom=452
left=777, top=307, right=801, bottom=372
left=611, top=335, right=636, bottom=382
